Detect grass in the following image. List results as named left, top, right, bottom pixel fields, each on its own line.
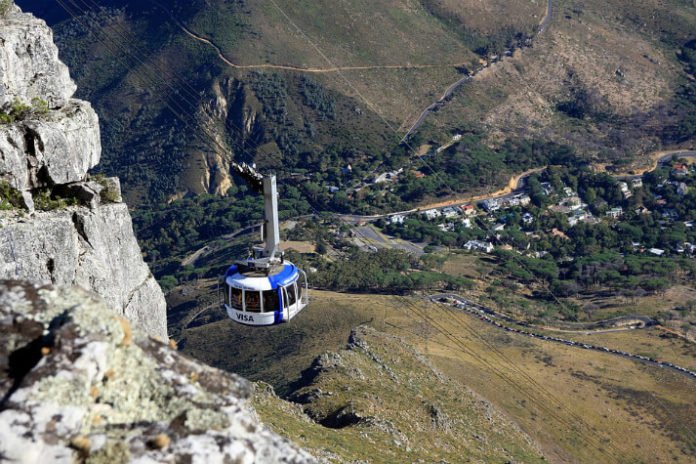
left=255, top=325, right=544, bottom=463
left=32, top=189, right=77, bottom=211
left=0, top=0, right=12, bottom=17
left=170, top=283, right=696, bottom=462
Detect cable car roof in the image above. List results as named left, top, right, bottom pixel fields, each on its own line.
left=224, top=262, right=302, bottom=291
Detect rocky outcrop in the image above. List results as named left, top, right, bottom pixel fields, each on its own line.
left=0, top=5, right=167, bottom=339
left=0, top=205, right=168, bottom=339
left=0, top=3, right=75, bottom=108
left=0, top=100, right=101, bottom=204
left=0, top=281, right=315, bottom=464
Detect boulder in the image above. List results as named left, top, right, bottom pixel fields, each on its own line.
left=0, top=4, right=76, bottom=108
left=0, top=281, right=316, bottom=464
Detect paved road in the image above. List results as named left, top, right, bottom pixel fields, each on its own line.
left=339, top=149, right=696, bottom=226
left=429, top=294, right=696, bottom=380
left=353, top=225, right=424, bottom=255
left=614, top=150, right=696, bottom=180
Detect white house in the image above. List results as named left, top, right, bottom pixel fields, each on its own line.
left=422, top=209, right=442, bottom=220
left=517, top=194, right=532, bottom=207
left=606, top=207, right=623, bottom=219
left=464, top=240, right=494, bottom=253
left=481, top=199, right=500, bottom=212
left=389, top=214, right=406, bottom=225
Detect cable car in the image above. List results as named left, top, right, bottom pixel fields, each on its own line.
left=221, top=167, right=309, bottom=326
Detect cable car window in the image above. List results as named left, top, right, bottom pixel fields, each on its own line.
left=296, top=283, right=303, bottom=303
left=285, top=284, right=297, bottom=306
left=262, top=290, right=280, bottom=312
left=230, top=287, right=243, bottom=310
left=245, top=291, right=262, bottom=312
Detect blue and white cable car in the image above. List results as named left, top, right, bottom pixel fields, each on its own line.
left=221, top=168, right=309, bottom=326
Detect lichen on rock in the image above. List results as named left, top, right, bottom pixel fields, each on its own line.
left=0, top=281, right=316, bottom=464
left=0, top=5, right=166, bottom=339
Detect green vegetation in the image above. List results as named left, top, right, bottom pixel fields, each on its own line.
left=91, top=174, right=120, bottom=203
left=391, top=137, right=580, bottom=203
left=294, top=247, right=472, bottom=293
left=0, top=98, right=49, bottom=124
left=0, top=182, right=23, bottom=210
left=32, top=189, right=77, bottom=211
left=132, top=184, right=316, bottom=277
left=0, top=0, right=13, bottom=17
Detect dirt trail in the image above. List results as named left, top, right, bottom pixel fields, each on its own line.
left=179, top=23, right=465, bottom=73
left=401, top=0, right=554, bottom=140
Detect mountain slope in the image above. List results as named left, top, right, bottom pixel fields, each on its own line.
left=255, top=325, right=545, bottom=463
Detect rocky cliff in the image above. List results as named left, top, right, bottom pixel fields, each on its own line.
left=0, top=3, right=167, bottom=339
left=0, top=281, right=315, bottom=463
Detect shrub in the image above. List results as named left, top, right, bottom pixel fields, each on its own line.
left=33, top=189, right=77, bottom=211
left=0, top=181, right=23, bottom=210
left=92, top=174, right=120, bottom=203
left=0, top=98, right=47, bottom=124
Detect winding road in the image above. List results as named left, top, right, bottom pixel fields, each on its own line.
left=430, top=294, right=696, bottom=380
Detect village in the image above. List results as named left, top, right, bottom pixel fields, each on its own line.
left=371, top=159, right=696, bottom=260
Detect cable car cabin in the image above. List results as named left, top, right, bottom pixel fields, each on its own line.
left=222, top=261, right=309, bottom=326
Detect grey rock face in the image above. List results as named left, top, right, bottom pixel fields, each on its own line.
left=0, top=6, right=166, bottom=340
left=0, top=5, right=76, bottom=109
left=0, top=281, right=316, bottom=464
left=0, top=204, right=168, bottom=340
left=0, top=99, right=101, bottom=195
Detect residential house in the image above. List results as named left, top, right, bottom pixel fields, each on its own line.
left=606, top=207, right=623, bottom=219
left=672, top=164, right=689, bottom=177
left=442, top=207, right=460, bottom=219
left=464, top=240, right=494, bottom=253
left=677, top=182, right=689, bottom=197
left=480, top=199, right=500, bottom=212
left=522, top=212, right=534, bottom=225
left=540, top=182, right=554, bottom=196
left=662, top=209, right=679, bottom=220
left=517, top=194, right=531, bottom=207
left=460, top=204, right=477, bottom=216
left=648, top=248, right=665, bottom=256
left=635, top=206, right=651, bottom=215
left=567, top=196, right=584, bottom=210
left=389, top=214, right=406, bottom=225
left=505, top=197, right=521, bottom=207
left=422, top=209, right=442, bottom=220
left=619, top=182, right=632, bottom=199
left=631, top=178, right=643, bottom=188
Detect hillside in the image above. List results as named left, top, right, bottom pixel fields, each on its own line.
left=256, top=325, right=545, bottom=463
left=171, top=286, right=696, bottom=463
left=18, top=0, right=695, bottom=210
